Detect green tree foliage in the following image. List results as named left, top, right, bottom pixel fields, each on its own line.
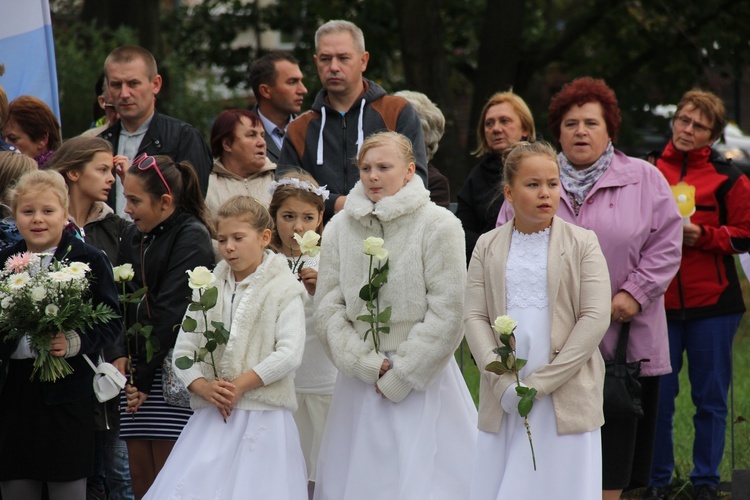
left=51, top=0, right=750, bottom=186
left=54, top=22, right=136, bottom=137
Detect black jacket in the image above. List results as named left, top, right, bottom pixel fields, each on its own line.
left=456, top=153, right=504, bottom=263
left=84, top=211, right=132, bottom=267
left=99, top=110, right=213, bottom=201
left=0, top=231, right=122, bottom=403
left=115, top=210, right=214, bottom=394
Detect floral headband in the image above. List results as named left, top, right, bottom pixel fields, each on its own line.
left=269, top=178, right=330, bottom=201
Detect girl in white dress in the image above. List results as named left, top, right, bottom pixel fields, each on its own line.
left=144, top=195, right=308, bottom=500
left=464, top=141, right=611, bottom=500
left=269, top=172, right=338, bottom=498
left=313, top=131, right=477, bottom=500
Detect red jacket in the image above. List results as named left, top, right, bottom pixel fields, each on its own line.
left=657, top=141, right=750, bottom=320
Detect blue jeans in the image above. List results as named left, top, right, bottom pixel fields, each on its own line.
left=89, top=428, right=134, bottom=500
left=650, top=313, right=740, bottom=488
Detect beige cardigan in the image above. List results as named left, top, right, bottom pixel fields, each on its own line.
left=464, top=216, right=611, bottom=434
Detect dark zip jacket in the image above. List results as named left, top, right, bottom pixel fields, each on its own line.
left=114, top=210, right=214, bottom=394
left=0, top=231, right=122, bottom=403
left=278, top=79, right=427, bottom=219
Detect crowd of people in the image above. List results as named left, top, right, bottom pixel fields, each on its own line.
left=0, top=16, right=747, bottom=500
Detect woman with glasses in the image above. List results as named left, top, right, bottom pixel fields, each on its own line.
left=497, top=77, right=683, bottom=499
left=115, top=153, right=214, bottom=499
left=645, top=90, right=750, bottom=500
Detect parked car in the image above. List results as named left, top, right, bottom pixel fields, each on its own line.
left=714, top=122, right=750, bottom=174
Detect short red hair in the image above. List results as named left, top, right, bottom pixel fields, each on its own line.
left=209, top=109, right=261, bottom=158
left=548, top=77, right=621, bottom=144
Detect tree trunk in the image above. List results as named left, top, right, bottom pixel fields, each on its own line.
left=468, top=0, right=525, bottom=156
left=393, top=0, right=470, bottom=200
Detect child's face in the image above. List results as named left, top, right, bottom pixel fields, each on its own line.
left=275, top=197, right=322, bottom=255
left=123, top=174, right=170, bottom=233
left=358, top=144, right=415, bottom=202
left=15, top=190, right=68, bottom=253
left=217, top=216, right=271, bottom=282
left=70, top=151, right=116, bottom=202
left=503, top=155, right=560, bottom=234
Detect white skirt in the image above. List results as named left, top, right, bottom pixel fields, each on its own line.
left=144, top=407, right=308, bottom=500
left=314, top=358, right=477, bottom=500
left=470, top=397, right=602, bottom=500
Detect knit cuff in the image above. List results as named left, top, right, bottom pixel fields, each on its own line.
left=64, top=330, right=81, bottom=358
left=350, top=350, right=386, bottom=384
left=376, top=370, right=413, bottom=403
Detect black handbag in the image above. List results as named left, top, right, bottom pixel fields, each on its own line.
left=603, top=322, right=649, bottom=419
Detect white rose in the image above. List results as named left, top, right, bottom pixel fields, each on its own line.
left=1, top=296, right=11, bottom=309
left=363, top=237, right=389, bottom=261
left=294, top=230, right=321, bottom=257
left=45, top=304, right=59, bottom=317
left=186, top=266, right=215, bottom=290
left=30, top=286, right=46, bottom=302
left=112, top=263, right=135, bottom=283
left=492, top=315, right=517, bottom=336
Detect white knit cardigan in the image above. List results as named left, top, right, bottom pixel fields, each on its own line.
left=314, top=176, right=467, bottom=403
left=173, top=251, right=306, bottom=411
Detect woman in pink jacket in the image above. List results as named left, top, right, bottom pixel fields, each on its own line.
left=498, top=77, right=682, bottom=500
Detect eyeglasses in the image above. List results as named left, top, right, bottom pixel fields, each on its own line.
left=674, top=115, right=712, bottom=135
left=132, top=153, right=172, bottom=197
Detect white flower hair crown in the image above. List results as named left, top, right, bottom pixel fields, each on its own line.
left=269, top=178, right=330, bottom=201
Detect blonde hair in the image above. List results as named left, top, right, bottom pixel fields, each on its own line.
left=10, top=169, right=69, bottom=215
left=474, top=91, right=536, bottom=157
left=0, top=152, right=37, bottom=206
left=502, top=141, right=559, bottom=187
left=216, top=195, right=274, bottom=236
left=357, top=131, right=415, bottom=167
left=268, top=170, right=324, bottom=251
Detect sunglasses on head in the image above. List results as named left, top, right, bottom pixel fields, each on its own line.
left=132, top=153, right=172, bottom=197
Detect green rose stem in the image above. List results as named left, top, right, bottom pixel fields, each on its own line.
left=175, top=283, right=230, bottom=424
left=121, top=281, right=134, bottom=386
left=487, top=322, right=537, bottom=471
left=288, top=246, right=305, bottom=275
left=369, top=255, right=380, bottom=354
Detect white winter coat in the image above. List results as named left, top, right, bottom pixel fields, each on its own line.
left=315, top=176, right=466, bottom=402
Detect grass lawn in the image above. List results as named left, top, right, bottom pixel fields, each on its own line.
left=456, top=257, right=750, bottom=495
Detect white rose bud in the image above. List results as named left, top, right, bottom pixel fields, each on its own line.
left=45, top=304, right=59, bottom=317
left=186, top=266, right=215, bottom=290
left=294, top=230, right=321, bottom=257
left=492, top=315, right=517, bottom=336
left=30, top=286, right=47, bottom=303
left=113, top=263, right=135, bottom=283
left=363, top=237, right=389, bottom=261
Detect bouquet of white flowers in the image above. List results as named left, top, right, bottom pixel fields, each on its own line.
left=0, top=250, right=117, bottom=382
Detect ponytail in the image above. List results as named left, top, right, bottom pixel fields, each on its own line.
left=174, top=161, right=215, bottom=237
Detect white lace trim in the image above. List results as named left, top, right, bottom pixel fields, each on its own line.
left=506, top=227, right=550, bottom=309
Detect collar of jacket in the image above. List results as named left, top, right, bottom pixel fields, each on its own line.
left=310, top=78, right=387, bottom=113
left=660, top=140, right=712, bottom=167
left=211, top=158, right=276, bottom=180
left=99, top=110, right=164, bottom=154
left=345, top=175, right=431, bottom=224
left=143, top=209, right=188, bottom=239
